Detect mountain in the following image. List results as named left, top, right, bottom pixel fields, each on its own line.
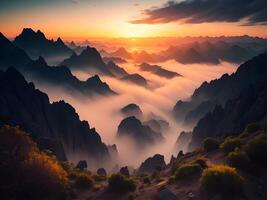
left=121, top=73, right=147, bottom=86
left=0, top=32, right=31, bottom=68
left=13, top=28, right=72, bottom=60
left=106, top=61, right=128, bottom=78
left=189, top=78, right=267, bottom=150
left=173, top=51, right=267, bottom=126
left=110, top=47, right=132, bottom=59
left=0, top=68, right=111, bottom=168
left=120, top=103, right=143, bottom=119
left=0, top=33, right=115, bottom=96
left=61, top=46, right=114, bottom=76
left=67, top=41, right=85, bottom=54
left=61, top=46, right=129, bottom=78
left=138, top=63, right=182, bottom=78
left=117, top=116, right=164, bottom=147
left=103, top=56, right=127, bottom=64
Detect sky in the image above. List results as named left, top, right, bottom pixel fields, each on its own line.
left=1, top=0, right=267, bottom=40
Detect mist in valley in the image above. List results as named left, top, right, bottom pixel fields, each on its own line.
left=36, top=59, right=236, bottom=169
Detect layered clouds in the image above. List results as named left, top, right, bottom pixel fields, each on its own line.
left=130, top=0, right=267, bottom=25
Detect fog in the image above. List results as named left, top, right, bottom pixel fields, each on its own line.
left=36, top=60, right=236, bottom=168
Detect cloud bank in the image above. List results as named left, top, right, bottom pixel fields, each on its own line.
left=130, top=0, right=267, bottom=25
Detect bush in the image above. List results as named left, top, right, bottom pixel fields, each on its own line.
left=75, top=173, right=94, bottom=189
left=0, top=125, right=69, bottom=200
left=175, top=163, right=202, bottom=180
left=108, top=173, right=136, bottom=193
left=245, top=123, right=262, bottom=134
left=246, top=134, right=267, bottom=165
left=203, top=138, right=220, bottom=152
left=220, top=137, right=242, bottom=154
left=193, top=158, right=208, bottom=169
left=200, top=165, right=244, bottom=195
left=92, top=174, right=107, bottom=182
left=227, top=148, right=250, bottom=170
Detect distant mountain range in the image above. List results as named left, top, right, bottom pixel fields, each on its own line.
left=105, top=38, right=267, bottom=64
left=13, top=28, right=72, bottom=61
left=0, top=68, right=112, bottom=168
left=0, top=32, right=115, bottom=96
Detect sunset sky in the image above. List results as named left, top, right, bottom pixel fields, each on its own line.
left=1, top=0, right=267, bottom=40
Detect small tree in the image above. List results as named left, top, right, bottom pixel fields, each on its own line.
left=108, top=173, right=136, bottom=193
left=200, top=165, right=244, bottom=195
left=203, top=137, right=220, bottom=152
left=220, top=137, right=242, bottom=154
left=175, top=163, right=202, bottom=180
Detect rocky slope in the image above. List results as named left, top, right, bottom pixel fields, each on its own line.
left=173, top=50, right=267, bottom=126
left=0, top=68, right=111, bottom=168
left=189, top=78, right=267, bottom=150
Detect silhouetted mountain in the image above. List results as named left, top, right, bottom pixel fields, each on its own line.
left=61, top=46, right=129, bottom=78
left=13, top=28, right=72, bottom=60
left=0, top=32, right=31, bottom=68
left=189, top=78, right=267, bottom=150
left=138, top=63, right=181, bottom=78
left=120, top=103, right=143, bottom=119
left=117, top=116, right=163, bottom=147
left=173, top=51, right=267, bottom=126
left=121, top=73, right=147, bottom=86
left=67, top=41, right=85, bottom=54
left=103, top=56, right=127, bottom=64
left=106, top=61, right=128, bottom=78
left=61, top=46, right=113, bottom=75
left=0, top=33, right=115, bottom=96
left=0, top=68, right=111, bottom=168
left=139, top=154, right=166, bottom=173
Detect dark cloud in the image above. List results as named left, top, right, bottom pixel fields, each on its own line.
left=130, top=0, right=267, bottom=25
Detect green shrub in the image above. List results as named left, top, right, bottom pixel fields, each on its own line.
left=75, top=173, right=94, bottom=189
left=108, top=173, right=136, bottom=193
left=227, top=148, right=250, bottom=170
left=246, top=134, right=267, bottom=165
left=175, top=163, right=202, bottom=180
left=200, top=165, right=244, bottom=195
left=220, top=137, right=242, bottom=154
left=203, top=138, right=220, bottom=152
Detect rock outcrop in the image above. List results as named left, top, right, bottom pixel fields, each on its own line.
left=117, top=116, right=164, bottom=147
left=139, top=154, right=166, bottom=173
left=120, top=103, right=143, bottom=119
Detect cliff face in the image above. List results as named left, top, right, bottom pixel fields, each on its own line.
left=189, top=79, right=267, bottom=150
left=0, top=68, right=111, bottom=168
left=173, top=51, right=267, bottom=126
